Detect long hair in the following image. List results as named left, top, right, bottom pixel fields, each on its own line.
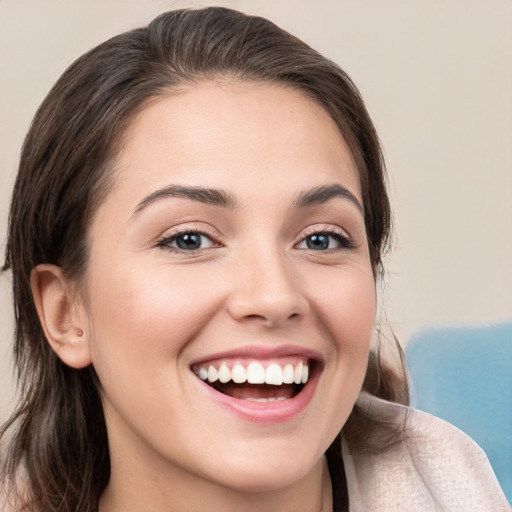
left=1, top=8, right=408, bottom=512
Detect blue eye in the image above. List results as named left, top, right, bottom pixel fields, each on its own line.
left=306, top=234, right=331, bottom=250
left=158, top=231, right=216, bottom=252
left=297, top=232, right=352, bottom=251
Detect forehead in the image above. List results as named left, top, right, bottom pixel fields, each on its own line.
left=108, top=81, right=361, bottom=207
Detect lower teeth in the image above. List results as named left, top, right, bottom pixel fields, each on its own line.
left=208, top=381, right=303, bottom=401
left=245, top=397, right=288, bottom=402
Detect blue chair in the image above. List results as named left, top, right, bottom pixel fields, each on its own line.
left=406, top=322, right=512, bottom=503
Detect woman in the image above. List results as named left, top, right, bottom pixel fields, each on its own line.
left=0, top=7, right=508, bottom=512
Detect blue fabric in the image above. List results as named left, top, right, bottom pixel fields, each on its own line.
left=406, top=322, right=512, bottom=503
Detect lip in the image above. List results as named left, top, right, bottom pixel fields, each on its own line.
left=190, top=344, right=322, bottom=367
left=190, top=345, right=323, bottom=423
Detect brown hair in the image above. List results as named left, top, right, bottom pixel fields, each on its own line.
left=1, top=7, right=407, bottom=512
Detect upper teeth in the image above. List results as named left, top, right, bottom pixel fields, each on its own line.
left=195, top=361, right=309, bottom=385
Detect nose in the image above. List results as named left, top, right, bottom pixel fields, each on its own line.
left=226, top=245, right=309, bottom=328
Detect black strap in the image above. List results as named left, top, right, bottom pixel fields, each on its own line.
left=325, top=433, right=349, bottom=512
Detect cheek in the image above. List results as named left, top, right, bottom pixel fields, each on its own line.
left=84, top=264, right=222, bottom=379
left=310, top=267, right=376, bottom=354
left=82, top=263, right=229, bottom=451
left=301, top=265, right=375, bottom=444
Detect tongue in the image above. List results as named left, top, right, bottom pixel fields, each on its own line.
left=214, top=382, right=297, bottom=400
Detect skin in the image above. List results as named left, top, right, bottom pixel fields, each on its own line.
left=33, top=81, right=376, bottom=512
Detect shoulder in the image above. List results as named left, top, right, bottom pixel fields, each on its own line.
left=343, top=393, right=510, bottom=512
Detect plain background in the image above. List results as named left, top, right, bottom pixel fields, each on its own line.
left=1, top=0, right=511, bottom=423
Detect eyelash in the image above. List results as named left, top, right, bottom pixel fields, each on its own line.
left=296, top=227, right=355, bottom=251
left=156, top=228, right=221, bottom=253
left=156, top=226, right=355, bottom=254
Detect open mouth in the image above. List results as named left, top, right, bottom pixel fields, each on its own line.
left=191, top=359, right=316, bottom=403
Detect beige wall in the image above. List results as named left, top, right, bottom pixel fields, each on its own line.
left=1, top=0, right=511, bottom=422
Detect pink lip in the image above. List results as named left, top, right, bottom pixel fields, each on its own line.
left=190, top=345, right=323, bottom=424
left=190, top=344, right=322, bottom=367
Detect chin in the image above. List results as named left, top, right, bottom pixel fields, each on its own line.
left=200, top=438, right=327, bottom=494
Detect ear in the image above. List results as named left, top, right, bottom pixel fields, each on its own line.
left=30, top=264, right=92, bottom=369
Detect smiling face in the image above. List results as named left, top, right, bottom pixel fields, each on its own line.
left=79, top=81, right=376, bottom=508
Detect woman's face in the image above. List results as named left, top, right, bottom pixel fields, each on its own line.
left=81, top=82, right=376, bottom=496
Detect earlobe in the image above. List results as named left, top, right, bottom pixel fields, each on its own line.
left=30, top=264, right=92, bottom=369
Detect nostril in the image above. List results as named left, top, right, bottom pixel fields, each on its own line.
left=246, top=314, right=264, bottom=321
left=237, top=311, right=302, bottom=328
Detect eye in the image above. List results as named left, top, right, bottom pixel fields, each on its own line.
left=157, top=231, right=218, bottom=252
left=296, top=231, right=353, bottom=251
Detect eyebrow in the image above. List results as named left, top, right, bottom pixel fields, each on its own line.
left=131, top=182, right=363, bottom=219
left=132, top=184, right=238, bottom=217
left=293, top=184, right=364, bottom=214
